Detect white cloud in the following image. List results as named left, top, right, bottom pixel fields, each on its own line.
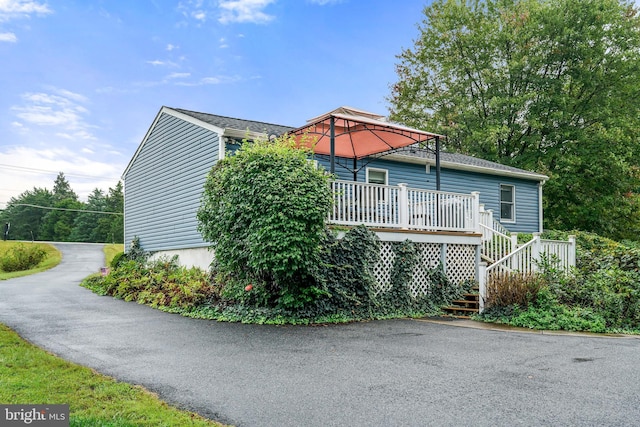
left=0, top=0, right=51, bottom=21
left=0, top=0, right=51, bottom=44
left=307, top=0, right=343, bottom=4
left=218, top=0, right=275, bottom=24
left=166, top=72, right=191, bottom=79
left=0, top=31, right=16, bottom=41
left=0, top=146, right=125, bottom=206
left=146, top=59, right=178, bottom=67
left=166, top=43, right=178, bottom=51
left=192, top=10, right=206, bottom=21
left=11, top=87, right=97, bottom=140
left=187, top=75, right=241, bottom=85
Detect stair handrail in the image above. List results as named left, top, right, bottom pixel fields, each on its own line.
left=486, top=235, right=539, bottom=274
left=479, top=223, right=516, bottom=264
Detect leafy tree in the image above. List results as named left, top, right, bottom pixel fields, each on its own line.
left=104, top=181, right=124, bottom=243
left=197, top=136, right=332, bottom=308
left=40, top=173, right=82, bottom=242
left=389, top=0, right=640, bottom=240
left=71, top=188, right=107, bottom=242
left=1, top=188, right=53, bottom=241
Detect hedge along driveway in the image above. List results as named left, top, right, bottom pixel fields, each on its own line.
left=2, top=243, right=640, bottom=427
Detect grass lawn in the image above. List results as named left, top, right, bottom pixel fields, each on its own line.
left=2, top=241, right=228, bottom=426
left=0, top=241, right=61, bottom=280
left=103, top=243, right=124, bottom=266
left=0, top=324, right=225, bottom=426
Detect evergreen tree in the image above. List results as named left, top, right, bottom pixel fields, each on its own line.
left=71, top=188, right=107, bottom=242
left=40, top=173, right=82, bottom=242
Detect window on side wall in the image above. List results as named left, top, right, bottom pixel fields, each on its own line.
left=500, top=184, right=515, bottom=222
left=366, top=168, right=388, bottom=204
left=366, top=168, right=388, bottom=185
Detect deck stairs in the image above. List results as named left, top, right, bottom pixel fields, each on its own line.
left=442, top=287, right=480, bottom=318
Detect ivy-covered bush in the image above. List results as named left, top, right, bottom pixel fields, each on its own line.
left=0, top=243, right=47, bottom=272
left=197, top=136, right=332, bottom=310
left=312, top=226, right=380, bottom=315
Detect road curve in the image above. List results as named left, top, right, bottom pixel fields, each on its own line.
left=1, top=242, right=640, bottom=427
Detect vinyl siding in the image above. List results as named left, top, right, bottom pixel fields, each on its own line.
left=123, top=112, right=219, bottom=251
left=316, top=156, right=541, bottom=233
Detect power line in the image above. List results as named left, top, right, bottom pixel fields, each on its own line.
left=11, top=203, right=123, bottom=215
left=0, top=164, right=121, bottom=180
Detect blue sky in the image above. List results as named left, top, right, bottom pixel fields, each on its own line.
left=0, top=0, right=431, bottom=207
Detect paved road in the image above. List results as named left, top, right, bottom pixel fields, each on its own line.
left=1, top=243, right=640, bottom=426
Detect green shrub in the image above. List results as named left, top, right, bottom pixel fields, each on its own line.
left=507, top=287, right=607, bottom=333
left=481, top=230, right=640, bottom=333
left=197, top=135, right=332, bottom=310
left=0, top=243, right=47, bottom=272
left=82, top=256, right=217, bottom=309
left=109, top=251, right=126, bottom=269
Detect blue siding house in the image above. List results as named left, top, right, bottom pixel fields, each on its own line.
left=122, top=106, right=547, bottom=269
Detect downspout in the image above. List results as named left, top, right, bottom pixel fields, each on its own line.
left=538, top=181, right=544, bottom=233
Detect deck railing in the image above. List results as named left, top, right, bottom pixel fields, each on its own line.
left=329, top=180, right=480, bottom=233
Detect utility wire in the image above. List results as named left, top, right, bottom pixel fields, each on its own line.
left=11, top=203, right=123, bottom=215
left=0, top=163, right=121, bottom=180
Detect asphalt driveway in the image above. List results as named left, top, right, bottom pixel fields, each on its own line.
left=1, top=242, right=639, bottom=426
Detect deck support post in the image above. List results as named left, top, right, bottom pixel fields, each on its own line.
left=398, top=183, right=409, bottom=229
left=471, top=191, right=481, bottom=234
left=568, top=235, right=576, bottom=268
left=440, top=243, right=448, bottom=274
left=478, top=262, right=487, bottom=313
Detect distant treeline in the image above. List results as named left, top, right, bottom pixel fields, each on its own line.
left=1, top=172, right=123, bottom=243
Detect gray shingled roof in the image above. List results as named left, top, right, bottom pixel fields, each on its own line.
left=173, top=107, right=295, bottom=136
left=170, top=107, right=546, bottom=180
left=394, top=146, right=547, bottom=179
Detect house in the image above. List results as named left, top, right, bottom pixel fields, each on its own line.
left=122, top=106, right=570, bottom=312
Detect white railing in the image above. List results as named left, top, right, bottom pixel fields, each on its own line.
left=540, top=237, right=577, bottom=272
left=478, top=234, right=577, bottom=313
left=478, top=206, right=516, bottom=264
left=486, top=235, right=540, bottom=275
left=329, top=180, right=480, bottom=233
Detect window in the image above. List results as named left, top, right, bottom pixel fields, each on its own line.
left=366, top=168, right=388, bottom=205
left=366, top=168, right=388, bottom=185
left=500, top=184, right=515, bottom=222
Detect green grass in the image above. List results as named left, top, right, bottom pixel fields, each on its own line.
left=0, top=324, right=226, bottom=426
left=104, top=243, right=124, bottom=267
left=0, top=241, right=61, bottom=280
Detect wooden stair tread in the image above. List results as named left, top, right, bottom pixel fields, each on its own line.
left=443, top=306, right=478, bottom=312
left=451, top=300, right=479, bottom=306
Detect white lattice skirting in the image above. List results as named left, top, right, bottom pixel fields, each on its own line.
left=372, top=241, right=478, bottom=298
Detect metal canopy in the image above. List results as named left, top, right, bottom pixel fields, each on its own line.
left=289, top=107, right=444, bottom=189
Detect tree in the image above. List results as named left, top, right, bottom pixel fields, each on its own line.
left=1, top=188, right=53, bottom=241
left=389, top=0, right=640, bottom=240
left=71, top=188, right=107, bottom=242
left=52, top=172, right=78, bottom=202
left=40, top=173, right=82, bottom=242
left=101, top=181, right=124, bottom=243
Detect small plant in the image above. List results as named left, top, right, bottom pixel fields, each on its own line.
left=109, top=251, right=126, bottom=269
left=126, top=236, right=148, bottom=264
left=0, top=243, right=47, bottom=272
left=485, top=271, right=545, bottom=309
